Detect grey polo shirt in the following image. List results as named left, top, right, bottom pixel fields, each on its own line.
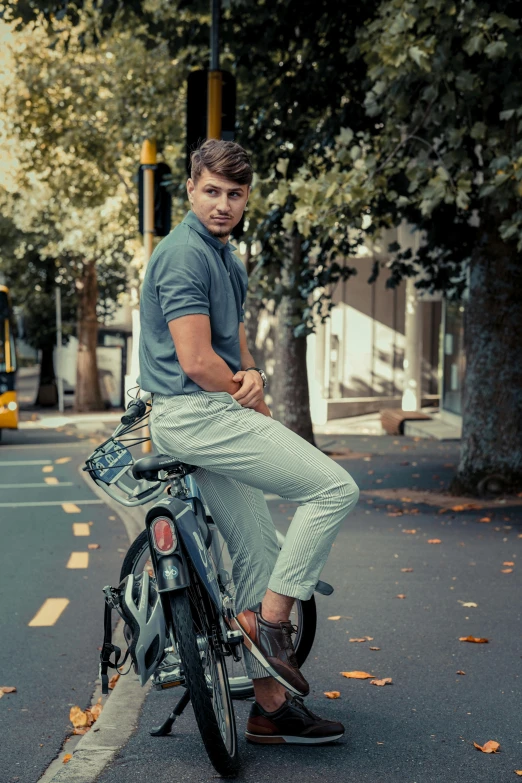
left=138, top=210, right=249, bottom=396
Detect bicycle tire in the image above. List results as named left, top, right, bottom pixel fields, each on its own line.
left=169, top=589, right=240, bottom=777
left=120, top=530, right=317, bottom=698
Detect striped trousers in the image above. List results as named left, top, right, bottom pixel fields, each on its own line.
left=150, top=391, right=359, bottom=679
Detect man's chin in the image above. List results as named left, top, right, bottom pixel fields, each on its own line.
left=209, top=227, right=231, bottom=238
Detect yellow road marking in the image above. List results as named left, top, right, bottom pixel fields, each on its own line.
left=44, top=476, right=59, bottom=485
left=29, top=598, right=70, bottom=627
left=73, top=523, right=91, bottom=536
left=62, top=503, right=81, bottom=513
left=66, top=552, right=89, bottom=569
left=42, top=466, right=54, bottom=474
left=55, top=457, right=71, bottom=464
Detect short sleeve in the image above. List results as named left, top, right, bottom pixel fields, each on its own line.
left=152, top=246, right=210, bottom=323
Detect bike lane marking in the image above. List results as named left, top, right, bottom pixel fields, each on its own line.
left=0, top=499, right=103, bottom=507
left=67, top=552, right=89, bottom=568
left=28, top=598, right=70, bottom=627
left=0, top=482, right=74, bottom=488
left=73, top=523, right=91, bottom=536
left=0, top=459, right=53, bottom=466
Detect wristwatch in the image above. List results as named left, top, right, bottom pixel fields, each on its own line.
left=245, top=367, right=268, bottom=388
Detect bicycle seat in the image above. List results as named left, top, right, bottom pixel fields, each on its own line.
left=133, top=455, right=185, bottom=481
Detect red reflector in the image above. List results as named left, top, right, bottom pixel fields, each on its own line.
left=151, top=518, right=176, bottom=554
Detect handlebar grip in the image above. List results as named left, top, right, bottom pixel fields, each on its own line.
left=121, top=399, right=147, bottom=425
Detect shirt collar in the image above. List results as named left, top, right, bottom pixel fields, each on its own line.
left=183, top=210, right=236, bottom=253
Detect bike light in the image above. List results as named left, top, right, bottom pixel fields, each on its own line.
left=151, top=517, right=177, bottom=555
left=7, top=401, right=17, bottom=411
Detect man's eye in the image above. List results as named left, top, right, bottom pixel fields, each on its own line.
left=207, top=189, right=216, bottom=195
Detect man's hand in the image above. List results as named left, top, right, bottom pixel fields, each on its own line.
left=232, top=369, right=265, bottom=409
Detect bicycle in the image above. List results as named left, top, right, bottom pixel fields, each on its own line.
left=84, top=394, right=333, bottom=777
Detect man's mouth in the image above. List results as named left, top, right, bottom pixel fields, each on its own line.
left=211, top=216, right=231, bottom=222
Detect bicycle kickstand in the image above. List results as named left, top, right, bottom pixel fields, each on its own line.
left=150, top=688, right=191, bottom=737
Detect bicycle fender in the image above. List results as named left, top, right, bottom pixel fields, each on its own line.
left=155, top=553, right=190, bottom=593
left=146, top=497, right=222, bottom=611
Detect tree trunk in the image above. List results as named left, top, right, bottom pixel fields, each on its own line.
left=454, top=228, right=522, bottom=495
left=75, top=260, right=103, bottom=412
left=271, top=234, right=316, bottom=445
left=35, top=343, right=58, bottom=407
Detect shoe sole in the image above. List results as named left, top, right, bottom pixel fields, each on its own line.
left=245, top=731, right=344, bottom=745
left=233, top=616, right=309, bottom=697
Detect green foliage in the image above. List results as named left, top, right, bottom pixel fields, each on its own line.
left=276, top=0, right=522, bottom=299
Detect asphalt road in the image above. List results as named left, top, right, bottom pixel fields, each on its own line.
left=0, top=426, right=129, bottom=783
left=95, top=436, right=522, bottom=783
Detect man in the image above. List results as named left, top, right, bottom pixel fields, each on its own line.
left=139, top=139, right=359, bottom=744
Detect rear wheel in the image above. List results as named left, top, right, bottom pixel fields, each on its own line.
left=168, top=588, right=239, bottom=777
left=120, top=530, right=317, bottom=699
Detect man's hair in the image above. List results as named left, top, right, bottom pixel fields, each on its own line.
left=190, top=139, right=253, bottom=186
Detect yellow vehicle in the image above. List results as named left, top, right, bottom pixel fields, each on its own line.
left=0, top=285, right=18, bottom=439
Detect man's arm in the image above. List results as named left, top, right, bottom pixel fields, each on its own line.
left=169, top=314, right=241, bottom=395
left=239, top=322, right=256, bottom=370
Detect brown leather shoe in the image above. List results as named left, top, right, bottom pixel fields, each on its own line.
left=231, top=606, right=309, bottom=696
left=246, top=692, right=345, bottom=745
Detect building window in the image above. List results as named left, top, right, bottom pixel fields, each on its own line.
left=442, top=301, right=465, bottom=416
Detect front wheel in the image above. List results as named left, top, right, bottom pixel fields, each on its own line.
left=169, top=589, right=240, bottom=777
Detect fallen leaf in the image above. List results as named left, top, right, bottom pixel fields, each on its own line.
left=328, top=616, right=341, bottom=621
left=458, top=601, right=478, bottom=608
left=402, top=529, right=417, bottom=534
left=515, top=771, right=522, bottom=776
left=396, top=594, right=406, bottom=599
left=88, top=543, right=101, bottom=550
left=428, top=539, right=442, bottom=544
left=473, top=740, right=500, bottom=753
left=324, top=691, right=340, bottom=699
left=72, top=728, right=88, bottom=736
left=401, top=568, right=413, bottom=572
left=501, top=568, right=513, bottom=574
left=479, top=517, right=491, bottom=523
left=459, top=636, right=488, bottom=644
left=369, top=647, right=381, bottom=651
left=451, top=504, right=482, bottom=512
left=69, top=706, right=90, bottom=729
left=327, top=615, right=352, bottom=620
left=388, top=512, right=403, bottom=517
left=63, top=754, right=72, bottom=764
left=400, top=497, right=412, bottom=502
left=0, top=686, right=16, bottom=694
left=90, top=698, right=103, bottom=721
left=503, top=561, right=515, bottom=567
left=457, top=670, right=466, bottom=675
left=108, top=674, right=120, bottom=690
left=340, top=671, right=374, bottom=679
left=371, top=678, right=392, bottom=686
left=349, top=636, right=374, bottom=643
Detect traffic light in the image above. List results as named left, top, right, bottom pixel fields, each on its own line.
left=186, top=69, right=236, bottom=173
left=138, top=161, right=172, bottom=237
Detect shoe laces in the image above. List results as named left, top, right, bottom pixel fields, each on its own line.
left=280, top=622, right=298, bottom=666
left=289, top=695, right=322, bottom=721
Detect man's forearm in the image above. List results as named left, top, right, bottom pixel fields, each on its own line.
left=185, top=350, right=241, bottom=395
left=240, top=348, right=257, bottom=371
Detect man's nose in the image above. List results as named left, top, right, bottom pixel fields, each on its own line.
left=217, top=195, right=230, bottom=213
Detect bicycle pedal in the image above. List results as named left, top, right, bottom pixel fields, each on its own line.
left=152, top=661, right=185, bottom=690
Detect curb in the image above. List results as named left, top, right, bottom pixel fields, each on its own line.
left=36, top=469, right=150, bottom=783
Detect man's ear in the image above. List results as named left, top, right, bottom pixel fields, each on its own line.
left=187, top=177, right=195, bottom=203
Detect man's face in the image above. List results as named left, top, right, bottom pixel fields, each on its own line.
left=187, top=168, right=250, bottom=243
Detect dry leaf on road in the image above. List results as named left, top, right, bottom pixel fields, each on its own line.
left=402, top=529, right=417, bottom=534
left=327, top=615, right=352, bottom=620
left=63, top=754, right=72, bottom=764
left=503, top=561, right=515, bottom=566
left=428, top=539, right=442, bottom=544
left=396, top=594, right=406, bottom=599
left=324, top=691, right=340, bottom=699
left=451, top=504, right=482, bottom=512
left=69, top=698, right=103, bottom=730
left=349, top=636, right=373, bottom=643
left=459, top=636, right=488, bottom=643
left=479, top=517, right=491, bottom=523
left=473, top=740, right=500, bottom=753
left=369, top=647, right=381, bottom=651
left=371, top=678, right=392, bottom=686
left=401, top=568, right=414, bottom=572
left=457, top=670, right=466, bottom=675
left=458, top=601, right=478, bottom=608
left=0, top=686, right=16, bottom=695
left=88, top=543, right=101, bottom=550
left=514, top=771, right=522, bottom=776
left=341, top=671, right=374, bottom=679
left=501, top=568, right=513, bottom=574
left=108, top=674, right=120, bottom=690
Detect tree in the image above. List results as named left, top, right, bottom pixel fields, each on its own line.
left=0, top=5, right=187, bottom=409
left=274, top=0, right=522, bottom=493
